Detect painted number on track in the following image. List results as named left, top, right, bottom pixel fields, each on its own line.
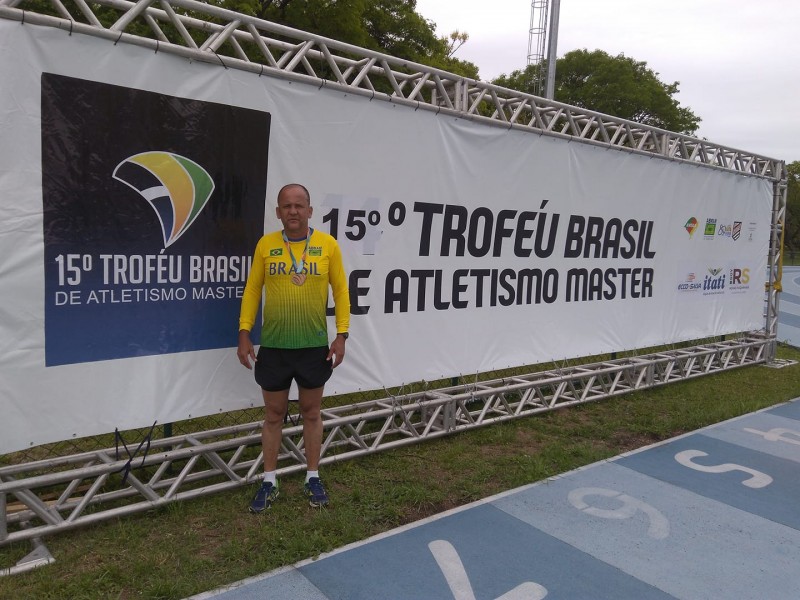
left=674, top=450, right=773, bottom=488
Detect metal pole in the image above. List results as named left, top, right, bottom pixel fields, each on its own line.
left=0, top=491, right=6, bottom=541
left=544, top=0, right=561, bottom=99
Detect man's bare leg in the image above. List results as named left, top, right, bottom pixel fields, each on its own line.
left=298, top=386, right=324, bottom=470
left=262, top=389, right=290, bottom=471
left=249, top=389, right=289, bottom=513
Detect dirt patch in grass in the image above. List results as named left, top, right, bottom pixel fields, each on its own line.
left=609, top=430, right=668, bottom=453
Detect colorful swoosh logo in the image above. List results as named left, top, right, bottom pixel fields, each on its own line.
left=112, top=151, right=215, bottom=249
left=684, top=217, right=698, bottom=237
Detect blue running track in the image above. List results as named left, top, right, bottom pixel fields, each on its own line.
left=778, top=266, right=800, bottom=348
left=189, top=397, right=800, bottom=600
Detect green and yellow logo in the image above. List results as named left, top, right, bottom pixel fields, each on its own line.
left=269, top=248, right=283, bottom=256
left=113, top=151, right=215, bottom=249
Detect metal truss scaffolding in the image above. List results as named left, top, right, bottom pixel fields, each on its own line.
left=0, top=335, right=774, bottom=547
left=0, top=0, right=788, bottom=555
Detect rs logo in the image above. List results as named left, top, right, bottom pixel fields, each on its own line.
left=730, top=268, right=750, bottom=285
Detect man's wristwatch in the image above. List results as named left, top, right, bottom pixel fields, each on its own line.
left=338, top=332, right=349, bottom=340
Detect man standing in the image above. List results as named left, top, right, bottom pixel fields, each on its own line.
left=238, top=183, right=350, bottom=512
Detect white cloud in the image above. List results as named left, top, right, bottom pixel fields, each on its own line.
left=415, top=0, right=799, bottom=162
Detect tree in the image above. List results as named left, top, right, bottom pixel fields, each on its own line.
left=222, top=0, right=478, bottom=78
left=362, top=0, right=440, bottom=63
left=445, top=30, right=469, bottom=57
left=222, top=0, right=370, bottom=49
left=491, top=63, right=545, bottom=99
left=493, top=50, right=701, bottom=135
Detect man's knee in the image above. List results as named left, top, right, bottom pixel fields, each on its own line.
left=299, top=403, right=321, bottom=422
left=298, top=386, right=323, bottom=409
left=264, top=403, right=287, bottom=425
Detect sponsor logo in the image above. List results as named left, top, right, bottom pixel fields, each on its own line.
left=747, top=221, right=757, bottom=242
left=309, top=247, right=322, bottom=256
left=113, top=151, right=215, bottom=250
left=684, top=217, right=698, bottom=237
left=703, top=218, right=717, bottom=239
left=729, top=266, right=751, bottom=293
left=702, top=266, right=726, bottom=295
left=732, top=221, right=742, bottom=241
left=269, top=248, right=283, bottom=256
left=717, top=223, right=732, bottom=238
left=677, top=271, right=702, bottom=292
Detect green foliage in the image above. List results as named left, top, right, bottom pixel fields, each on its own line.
left=23, top=0, right=480, bottom=79
left=493, top=49, right=701, bottom=135
left=234, top=0, right=370, bottom=48
left=363, top=0, right=437, bottom=61
left=219, top=0, right=478, bottom=78
left=556, top=49, right=701, bottom=134
left=491, top=63, right=542, bottom=96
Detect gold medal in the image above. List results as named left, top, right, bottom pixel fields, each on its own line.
left=291, top=273, right=307, bottom=286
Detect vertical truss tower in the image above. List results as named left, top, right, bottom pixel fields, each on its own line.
left=527, top=0, right=549, bottom=96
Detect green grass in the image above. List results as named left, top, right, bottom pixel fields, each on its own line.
left=2, top=344, right=800, bottom=599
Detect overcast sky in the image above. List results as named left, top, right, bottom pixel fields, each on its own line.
left=415, top=0, right=798, bottom=163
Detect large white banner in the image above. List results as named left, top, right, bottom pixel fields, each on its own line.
left=0, top=22, right=772, bottom=453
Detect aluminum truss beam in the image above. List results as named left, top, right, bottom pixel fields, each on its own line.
left=0, top=334, right=773, bottom=546
left=0, top=0, right=784, bottom=180
left=765, top=162, right=788, bottom=357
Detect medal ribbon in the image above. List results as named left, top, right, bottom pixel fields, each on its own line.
left=282, top=228, right=312, bottom=274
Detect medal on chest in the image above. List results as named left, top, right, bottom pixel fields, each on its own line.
left=283, top=229, right=312, bottom=286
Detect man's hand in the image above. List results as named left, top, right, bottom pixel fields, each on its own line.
left=327, top=334, right=347, bottom=368
left=237, top=330, right=256, bottom=369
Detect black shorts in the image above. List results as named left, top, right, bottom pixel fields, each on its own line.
left=254, top=346, right=333, bottom=391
